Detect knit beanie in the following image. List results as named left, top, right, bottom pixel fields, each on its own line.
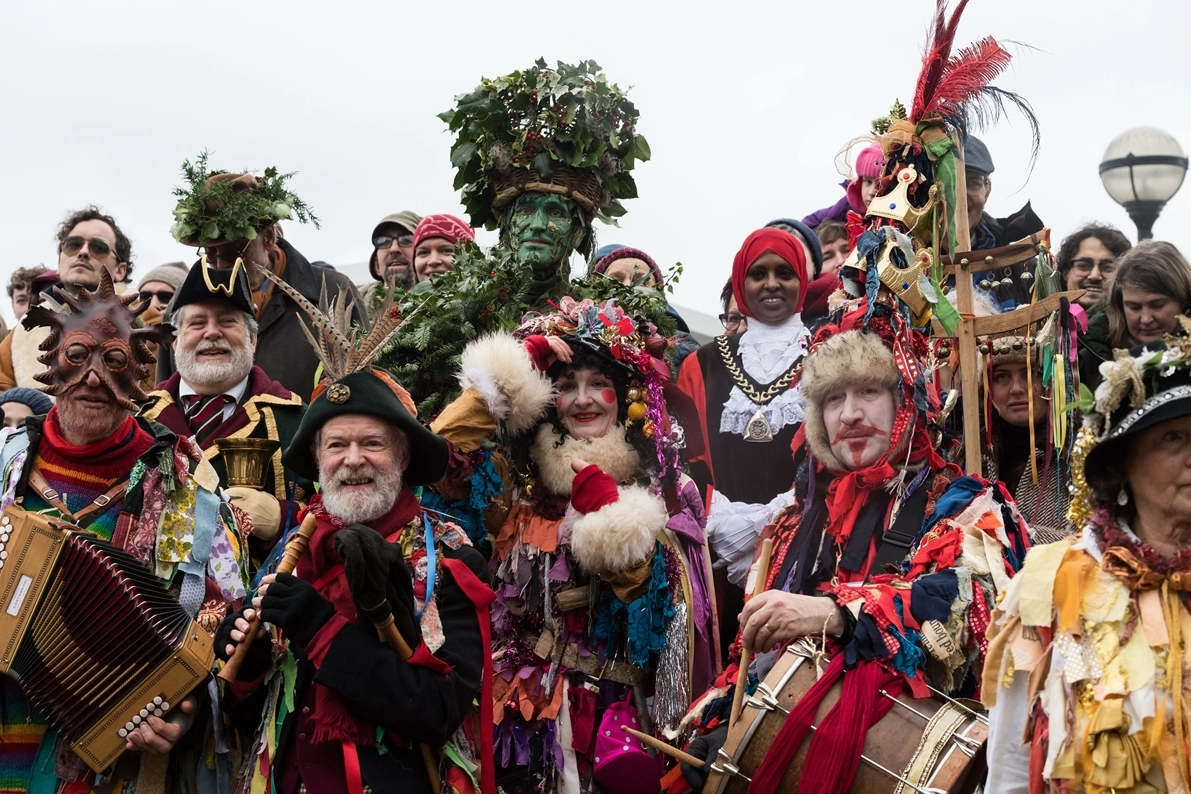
left=0, top=387, right=53, bottom=416
left=854, top=144, right=885, bottom=180
left=136, top=262, right=189, bottom=293
left=763, top=219, right=824, bottom=278
left=412, top=214, right=475, bottom=252
left=592, top=243, right=626, bottom=264
left=593, top=246, right=665, bottom=285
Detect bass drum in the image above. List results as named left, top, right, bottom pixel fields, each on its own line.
left=703, top=640, right=987, bottom=794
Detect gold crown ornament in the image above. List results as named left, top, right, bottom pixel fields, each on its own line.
left=873, top=227, right=937, bottom=321
left=865, top=166, right=938, bottom=235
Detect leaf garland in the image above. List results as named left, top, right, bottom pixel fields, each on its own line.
left=372, top=242, right=678, bottom=418
left=440, top=58, right=650, bottom=230
left=170, top=150, right=319, bottom=245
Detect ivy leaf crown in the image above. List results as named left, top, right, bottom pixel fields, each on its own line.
left=440, top=58, right=651, bottom=230
left=170, top=150, right=320, bottom=245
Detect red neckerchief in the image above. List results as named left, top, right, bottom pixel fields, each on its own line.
left=292, top=488, right=422, bottom=746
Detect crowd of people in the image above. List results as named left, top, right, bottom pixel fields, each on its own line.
left=0, top=16, right=1189, bottom=794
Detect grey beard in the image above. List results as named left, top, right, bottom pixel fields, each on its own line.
left=176, top=344, right=254, bottom=391
left=318, top=462, right=402, bottom=525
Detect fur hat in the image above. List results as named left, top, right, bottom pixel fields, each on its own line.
left=800, top=329, right=902, bottom=471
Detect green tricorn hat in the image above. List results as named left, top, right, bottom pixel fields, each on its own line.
left=283, top=368, right=448, bottom=486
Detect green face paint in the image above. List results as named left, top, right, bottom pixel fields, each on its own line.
left=505, top=192, right=582, bottom=271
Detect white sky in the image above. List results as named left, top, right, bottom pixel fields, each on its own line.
left=3, top=0, right=1188, bottom=329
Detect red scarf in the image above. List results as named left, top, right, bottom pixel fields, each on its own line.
left=731, top=228, right=809, bottom=317
left=294, top=488, right=422, bottom=745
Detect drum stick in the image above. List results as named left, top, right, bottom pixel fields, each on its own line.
left=619, top=726, right=704, bottom=769
left=218, top=512, right=319, bottom=683
left=730, top=538, right=773, bottom=727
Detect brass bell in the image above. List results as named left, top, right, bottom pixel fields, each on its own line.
left=1012, top=340, right=1024, bottom=351
left=1000, top=277, right=1014, bottom=289
left=979, top=280, right=993, bottom=290
left=1020, top=271, right=1034, bottom=283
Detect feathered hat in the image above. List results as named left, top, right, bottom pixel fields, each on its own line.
left=23, top=271, right=172, bottom=411
left=267, top=275, right=448, bottom=485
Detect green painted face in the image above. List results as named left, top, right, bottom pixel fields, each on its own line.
left=505, top=193, right=585, bottom=270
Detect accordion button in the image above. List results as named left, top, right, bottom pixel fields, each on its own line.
left=0, top=551, right=8, bottom=560
left=139, top=709, right=149, bottom=719
left=161, top=702, right=170, bottom=711
left=1, top=534, right=8, bottom=542
left=118, top=729, right=128, bottom=738
left=153, top=696, right=163, bottom=706
left=124, top=722, right=134, bottom=732
left=132, top=716, right=142, bottom=725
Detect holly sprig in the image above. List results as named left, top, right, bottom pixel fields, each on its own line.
left=170, top=151, right=319, bottom=245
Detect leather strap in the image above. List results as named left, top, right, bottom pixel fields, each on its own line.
left=869, top=483, right=931, bottom=574
left=27, top=469, right=128, bottom=527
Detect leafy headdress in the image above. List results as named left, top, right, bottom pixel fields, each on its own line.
left=170, top=151, right=319, bottom=247
left=441, top=58, right=650, bottom=232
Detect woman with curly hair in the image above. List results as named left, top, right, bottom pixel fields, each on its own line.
left=430, top=299, right=716, bottom=794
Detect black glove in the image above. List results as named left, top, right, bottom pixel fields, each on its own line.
left=681, top=723, right=728, bottom=791
left=333, top=524, right=418, bottom=647
left=213, top=607, right=271, bottom=680
left=258, top=573, right=336, bottom=649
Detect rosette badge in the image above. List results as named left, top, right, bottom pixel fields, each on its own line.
left=441, top=58, right=651, bottom=230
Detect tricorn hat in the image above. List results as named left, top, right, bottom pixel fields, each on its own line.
left=171, top=258, right=255, bottom=317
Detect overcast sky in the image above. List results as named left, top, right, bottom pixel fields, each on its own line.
left=3, top=0, right=1188, bottom=329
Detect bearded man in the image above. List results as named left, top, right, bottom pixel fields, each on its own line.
left=0, top=271, right=247, bottom=792
left=142, top=260, right=309, bottom=561
left=679, top=295, right=1033, bottom=793
left=216, top=367, right=494, bottom=794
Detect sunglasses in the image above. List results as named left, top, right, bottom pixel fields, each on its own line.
left=139, top=290, right=175, bottom=305
left=373, top=233, right=414, bottom=250
left=60, top=236, right=114, bottom=258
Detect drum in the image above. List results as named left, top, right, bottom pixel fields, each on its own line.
left=703, top=639, right=987, bottom=794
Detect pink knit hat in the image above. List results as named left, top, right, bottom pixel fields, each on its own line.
left=854, top=144, right=885, bottom=180
left=412, top=213, right=475, bottom=251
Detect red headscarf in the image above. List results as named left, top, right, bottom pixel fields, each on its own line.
left=730, top=228, right=809, bottom=318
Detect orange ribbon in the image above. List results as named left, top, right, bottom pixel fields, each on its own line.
left=1101, top=545, right=1191, bottom=591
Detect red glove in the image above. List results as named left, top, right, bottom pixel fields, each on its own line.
left=571, top=464, right=620, bottom=514
left=524, top=336, right=552, bottom=371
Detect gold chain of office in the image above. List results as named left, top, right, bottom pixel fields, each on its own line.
left=716, top=335, right=802, bottom=406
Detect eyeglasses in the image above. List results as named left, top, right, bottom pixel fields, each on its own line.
left=60, top=236, right=113, bottom=258
left=1070, top=258, right=1116, bottom=275
left=719, top=312, right=745, bottom=330
left=139, top=290, right=175, bottom=305
left=373, top=233, right=414, bottom=250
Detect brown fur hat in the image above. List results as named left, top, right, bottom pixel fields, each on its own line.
left=800, top=330, right=901, bottom=471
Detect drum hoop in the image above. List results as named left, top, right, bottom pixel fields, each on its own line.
left=893, top=701, right=972, bottom=794
left=709, top=641, right=819, bottom=794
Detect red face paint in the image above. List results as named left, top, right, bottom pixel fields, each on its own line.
left=599, top=389, right=617, bottom=405
left=831, top=423, right=889, bottom=445
left=555, top=395, right=565, bottom=412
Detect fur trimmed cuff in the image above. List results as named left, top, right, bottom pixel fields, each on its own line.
left=570, top=485, right=667, bottom=575
left=459, top=333, right=554, bottom=434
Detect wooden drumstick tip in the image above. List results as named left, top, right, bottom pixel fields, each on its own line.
left=217, top=512, right=319, bottom=683
left=619, top=725, right=704, bottom=769
left=730, top=538, right=774, bottom=727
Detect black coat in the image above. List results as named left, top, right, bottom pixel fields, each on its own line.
left=226, top=543, right=489, bottom=794
left=158, top=240, right=368, bottom=403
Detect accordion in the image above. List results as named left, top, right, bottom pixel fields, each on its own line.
left=0, top=506, right=215, bottom=772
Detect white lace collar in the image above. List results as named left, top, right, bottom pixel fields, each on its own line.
left=719, top=314, right=810, bottom=438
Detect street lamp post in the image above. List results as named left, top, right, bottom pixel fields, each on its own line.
left=1099, top=127, right=1188, bottom=240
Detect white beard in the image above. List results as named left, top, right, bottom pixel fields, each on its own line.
left=176, top=340, right=255, bottom=391
left=318, top=460, right=402, bottom=525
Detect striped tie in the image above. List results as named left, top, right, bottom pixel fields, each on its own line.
left=183, top=394, right=235, bottom=444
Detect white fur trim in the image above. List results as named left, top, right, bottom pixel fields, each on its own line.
left=458, top=333, right=553, bottom=434
left=570, top=485, right=667, bottom=575
left=12, top=325, right=51, bottom=394
left=530, top=424, right=640, bottom=496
